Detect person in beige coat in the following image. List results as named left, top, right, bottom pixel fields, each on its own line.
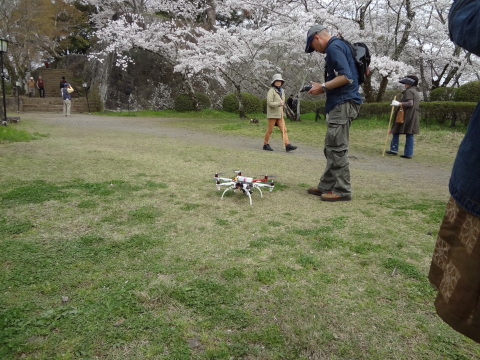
left=263, top=73, right=297, bottom=152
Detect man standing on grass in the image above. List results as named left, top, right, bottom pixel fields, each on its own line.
left=304, top=25, right=362, bottom=202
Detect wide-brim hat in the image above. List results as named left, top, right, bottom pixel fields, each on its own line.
left=305, top=24, right=327, bottom=53
left=399, top=75, right=418, bottom=86
left=271, top=73, right=284, bottom=85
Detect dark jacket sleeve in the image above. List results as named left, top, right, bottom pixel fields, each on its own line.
left=449, top=0, right=480, bottom=56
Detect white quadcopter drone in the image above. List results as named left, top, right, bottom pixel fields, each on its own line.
left=214, top=171, right=275, bottom=205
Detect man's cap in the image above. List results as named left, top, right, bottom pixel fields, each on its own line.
left=305, top=24, right=327, bottom=53
left=399, top=75, right=418, bottom=86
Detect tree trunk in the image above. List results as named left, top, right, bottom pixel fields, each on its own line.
left=375, top=75, right=389, bottom=102
left=204, top=0, right=216, bottom=30
left=183, top=74, right=200, bottom=111
left=362, top=73, right=375, bottom=102
left=234, top=84, right=246, bottom=118
left=419, top=60, right=429, bottom=101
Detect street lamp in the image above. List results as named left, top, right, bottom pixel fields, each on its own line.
left=82, top=82, right=91, bottom=114
left=15, top=81, right=20, bottom=113
left=0, top=38, right=8, bottom=126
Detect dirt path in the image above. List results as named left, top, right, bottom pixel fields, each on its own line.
left=27, top=112, right=452, bottom=189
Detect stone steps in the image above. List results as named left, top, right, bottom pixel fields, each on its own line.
left=33, top=69, right=76, bottom=98
left=6, top=96, right=101, bottom=114
left=3, top=67, right=101, bottom=114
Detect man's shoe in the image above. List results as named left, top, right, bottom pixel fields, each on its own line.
left=385, top=151, right=397, bottom=155
left=263, top=144, right=273, bottom=151
left=307, top=187, right=324, bottom=196
left=320, top=192, right=351, bottom=202
left=285, top=144, right=297, bottom=152
left=400, top=155, right=412, bottom=159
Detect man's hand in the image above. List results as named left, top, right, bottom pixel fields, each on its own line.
left=391, top=100, right=400, bottom=107
left=308, top=82, right=324, bottom=95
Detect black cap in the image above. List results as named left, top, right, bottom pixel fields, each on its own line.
left=305, top=24, right=327, bottom=53
left=399, top=75, right=418, bottom=86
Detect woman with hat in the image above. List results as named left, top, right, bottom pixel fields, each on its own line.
left=263, top=73, right=297, bottom=152
left=386, top=75, right=420, bottom=159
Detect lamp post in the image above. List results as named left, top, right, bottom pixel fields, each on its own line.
left=0, top=39, right=8, bottom=126
left=15, top=81, right=20, bottom=113
left=82, top=82, right=91, bottom=114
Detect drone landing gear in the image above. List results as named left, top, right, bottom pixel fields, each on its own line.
left=220, top=185, right=264, bottom=206
left=221, top=186, right=235, bottom=201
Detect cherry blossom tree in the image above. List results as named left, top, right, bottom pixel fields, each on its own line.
left=66, top=0, right=479, bottom=110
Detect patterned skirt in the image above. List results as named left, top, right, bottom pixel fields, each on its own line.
left=429, top=197, right=480, bottom=343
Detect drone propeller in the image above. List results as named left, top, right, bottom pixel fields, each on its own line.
left=256, top=174, right=276, bottom=181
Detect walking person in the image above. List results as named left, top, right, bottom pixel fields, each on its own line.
left=428, top=0, right=480, bottom=344
left=59, top=76, right=67, bottom=95
left=27, top=77, right=35, bottom=97
left=304, top=24, right=362, bottom=202
left=385, top=75, right=420, bottom=159
left=62, top=82, right=72, bottom=117
left=263, top=73, right=297, bottom=152
left=37, top=75, right=45, bottom=98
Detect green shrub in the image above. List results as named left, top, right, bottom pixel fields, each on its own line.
left=357, top=102, right=392, bottom=118
left=357, top=101, right=476, bottom=126
left=380, top=89, right=403, bottom=102
left=421, top=101, right=476, bottom=126
left=222, top=92, right=262, bottom=114
left=174, top=93, right=211, bottom=111
left=261, top=98, right=267, bottom=113
left=454, top=81, right=480, bottom=102
left=430, top=87, right=457, bottom=101
left=299, top=99, right=325, bottom=114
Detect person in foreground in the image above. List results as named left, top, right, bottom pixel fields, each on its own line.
left=263, top=73, right=297, bottom=152
left=304, top=24, right=362, bottom=202
left=385, top=75, right=420, bottom=159
left=428, top=0, right=480, bottom=344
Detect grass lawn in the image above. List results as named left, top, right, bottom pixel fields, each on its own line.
left=0, top=111, right=477, bottom=359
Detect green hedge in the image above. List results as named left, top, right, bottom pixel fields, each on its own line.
left=420, top=101, right=477, bottom=126
left=223, top=92, right=262, bottom=114
left=261, top=99, right=325, bottom=115
left=299, top=99, right=325, bottom=114
left=430, top=87, right=457, bottom=101
left=358, top=101, right=477, bottom=126
left=174, top=93, right=211, bottom=111
left=357, top=103, right=391, bottom=118
left=455, top=81, right=480, bottom=102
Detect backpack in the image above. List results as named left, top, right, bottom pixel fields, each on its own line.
left=336, top=38, right=371, bottom=85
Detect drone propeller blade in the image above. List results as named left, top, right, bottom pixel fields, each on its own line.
left=215, top=177, right=234, bottom=182
left=254, top=174, right=276, bottom=182
left=257, top=174, right=277, bottom=179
